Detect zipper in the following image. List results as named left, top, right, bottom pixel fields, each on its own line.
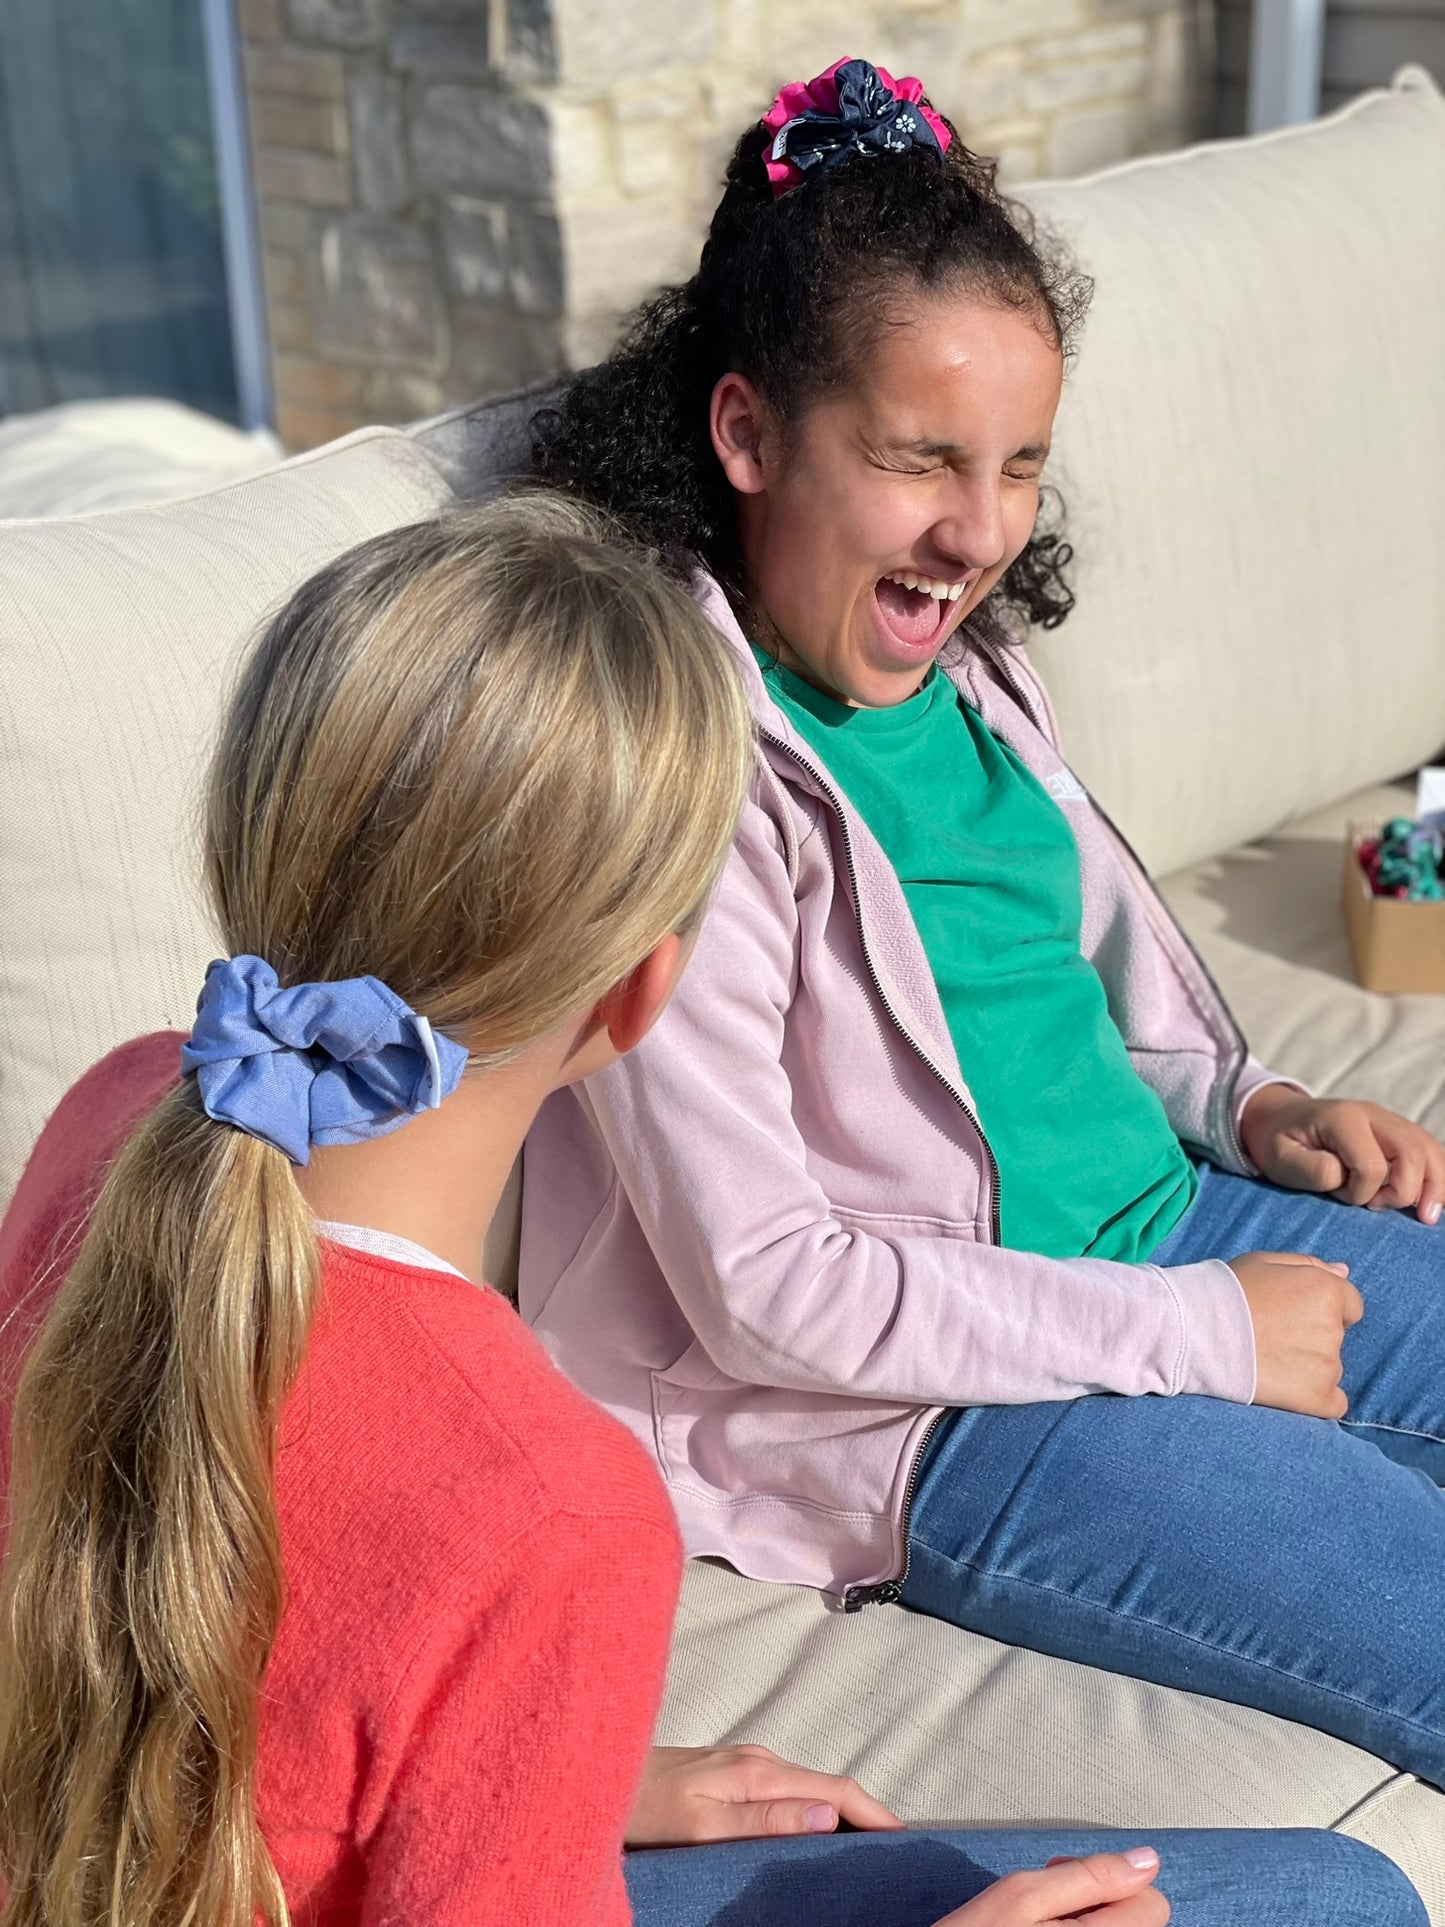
left=759, top=723, right=1000, bottom=1611
left=842, top=1406, right=947, bottom=1612
left=973, top=639, right=1250, bottom=1169
left=759, top=726, right=1003, bottom=1245
left=760, top=636, right=1248, bottom=1609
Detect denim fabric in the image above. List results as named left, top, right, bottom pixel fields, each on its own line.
left=625, top=1827, right=1426, bottom=1926
left=901, top=1165, right=1445, bottom=1783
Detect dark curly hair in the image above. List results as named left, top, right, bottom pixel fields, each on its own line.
left=532, top=103, right=1092, bottom=632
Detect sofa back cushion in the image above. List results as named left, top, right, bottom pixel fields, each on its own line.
left=1020, top=68, right=1445, bottom=878
left=0, top=431, right=455, bottom=1216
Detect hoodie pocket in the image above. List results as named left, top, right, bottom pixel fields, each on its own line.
left=649, top=1338, right=729, bottom=1491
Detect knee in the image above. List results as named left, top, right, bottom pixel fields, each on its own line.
left=1287, top=1835, right=1428, bottom=1927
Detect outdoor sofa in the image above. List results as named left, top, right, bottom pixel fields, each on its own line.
left=2, top=67, right=1443, bottom=1916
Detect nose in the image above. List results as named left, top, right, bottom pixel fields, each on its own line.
left=930, top=474, right=1008, bottom=575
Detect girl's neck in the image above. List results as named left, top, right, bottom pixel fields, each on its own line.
left=294, top=1055, right=552, bottom=1285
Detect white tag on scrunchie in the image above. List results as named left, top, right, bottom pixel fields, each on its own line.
left=1417, top=766, right=1445, bottom=829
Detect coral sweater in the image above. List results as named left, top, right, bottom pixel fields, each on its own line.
left=0, top=1033, right=682, bottom=1926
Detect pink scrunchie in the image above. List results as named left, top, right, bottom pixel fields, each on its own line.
left=761, top=55, right=951, bottom=199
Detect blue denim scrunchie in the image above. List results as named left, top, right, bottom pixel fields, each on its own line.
left=180, top=955, right=469, bottom=1165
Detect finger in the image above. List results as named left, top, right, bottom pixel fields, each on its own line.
left=1372, top=1138, right=1426, bottom=1212
left=931, top=1874, right=1168, bottom=1927
left=1273, top=1140, right=1347, bottom=1193
left=1363, top=1109, right=1419, bottom=1158
left=1342, top=1279, right=1365, bottom=1327
left=1075, top=1890, right=1171, bottom=1926
left=1321, top=1116, right=1390, bottom=1206
left=740, top=1761, right=904, bottom=1831
left=986, top=1850, right=1160, bottom=1921
left=694, top=1796, right=841, bottom=1840
left=1416, top=1141, right=1445, bottom=1226
left=826, top=1776, right=906, bottom=1832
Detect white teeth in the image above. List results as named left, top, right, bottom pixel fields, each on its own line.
left=883, top=570, right=969, bottom=602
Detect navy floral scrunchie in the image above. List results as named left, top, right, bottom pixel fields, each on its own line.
left=762, top=56, right=951, bottom=198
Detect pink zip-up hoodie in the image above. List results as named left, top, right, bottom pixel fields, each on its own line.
left=520, top=578, right=1283, bottom=1606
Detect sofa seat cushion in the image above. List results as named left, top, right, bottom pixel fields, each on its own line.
left=658, top=1558, right=1444, bottom=1920
left=1160, top=781, right=1445, bottom=1134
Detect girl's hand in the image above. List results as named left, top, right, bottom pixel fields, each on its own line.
left=1228, top=1250, right=1361, bottom=1418
left=1240, top=1085, right=1445, bottom=1225
left=932, top=1848, right=1168, bottom=1925
left=625, top=1743, right=903, bottom=1846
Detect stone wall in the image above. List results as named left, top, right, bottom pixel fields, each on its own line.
left=241, top=0, right=566, bottom=448
left=241, top=0, right=1209, bottom=449
left=547, top=0, right=1206, bottom=368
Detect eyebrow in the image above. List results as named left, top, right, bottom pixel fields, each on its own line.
left=884, top=437, right=1052, bottom=463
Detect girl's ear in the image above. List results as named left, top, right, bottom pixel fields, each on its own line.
left=710, top=374, right=770, bottom=496
left=596, top=933, right=690, bottom=1057
left=553, top=934, right=693, bottom=1088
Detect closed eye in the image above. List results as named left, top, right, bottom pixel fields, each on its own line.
left=862, top=437, right=947, bottom=477
left=1005, top=443, right=1050, bottom=480
left=869, top=454, right=942, bottom=477
left=870, top=454, right=951, bottom=477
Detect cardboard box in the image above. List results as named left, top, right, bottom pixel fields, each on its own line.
left=1342, top=826, right=1445, bottom=994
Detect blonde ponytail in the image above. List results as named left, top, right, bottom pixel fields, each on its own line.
left=0, top=1082, right=314, bottom=1925
left=0, top=492, right=753, bottom=1926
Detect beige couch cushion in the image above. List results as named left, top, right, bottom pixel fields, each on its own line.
left=1021, top=69, right=1445, bottom=878
left=0, top=429, right=455, bottom=1216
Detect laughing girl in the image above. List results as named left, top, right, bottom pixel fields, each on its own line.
left=527, top=57, right=1445, bottom=1787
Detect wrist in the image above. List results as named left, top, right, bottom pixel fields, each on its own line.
left=1238, top=1079, right=1302, bottom=1165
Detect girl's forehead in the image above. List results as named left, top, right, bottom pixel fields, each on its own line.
left=831, top=300, right=1064, bottom=421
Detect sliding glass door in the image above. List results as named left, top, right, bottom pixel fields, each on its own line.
left=0, top=0, right=239, bottom=421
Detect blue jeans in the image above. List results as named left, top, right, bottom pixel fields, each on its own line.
left=625, top=1827, right=1426, bottom=1925
left=901, top=1165, right=1445, bottom=1783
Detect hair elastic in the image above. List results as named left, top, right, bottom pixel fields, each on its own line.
left=180, top=955, right=469, bottom=1165
left=761, top=56, right=950, bottom=199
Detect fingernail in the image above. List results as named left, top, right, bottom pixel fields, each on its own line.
left=805, top=1804, right=836, bottom=1832
left=1125, top=1847, right=1159, bottom=1870
left=1424, top=1201, right=1441, bottom=1226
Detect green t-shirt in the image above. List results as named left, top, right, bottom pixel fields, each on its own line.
left=755, top=650, right=1197, bottom=1262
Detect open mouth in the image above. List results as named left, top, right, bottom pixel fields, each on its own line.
left=872, top=569, right=975, bottom=657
